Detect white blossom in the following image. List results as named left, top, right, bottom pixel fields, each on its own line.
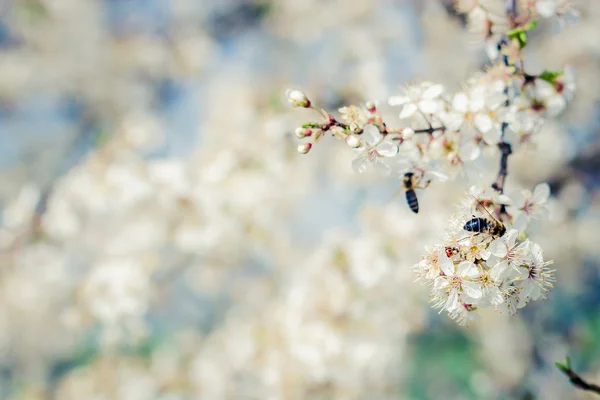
left=388, top=82, right=444, bottom=119
left=508, top=183, right=551, bottom=231
left=517, top=242, right=555, bottom=305
left=352, top=124, right=398, bottom=175
left=433, top=256, right=482, bottom=312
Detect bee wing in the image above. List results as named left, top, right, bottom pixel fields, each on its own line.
left=469, top=194, right=500, bottom=223
left=390, top=185, right=405, bottom=202
left=425, top=170, right=448, bottom=182
left=456, top=234, right=473, bottom=243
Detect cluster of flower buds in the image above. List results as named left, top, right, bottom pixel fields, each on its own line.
left=286, top=0, right=575, bottom=324
left=413, top=184, right=554, bottom=325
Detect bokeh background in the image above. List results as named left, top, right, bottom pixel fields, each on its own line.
left=0, top=0, right=599, bottom=399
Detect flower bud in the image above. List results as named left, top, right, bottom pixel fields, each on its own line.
left=345, top=134, right=362, bottom=148
left=297, top=143, right=312, bottom=154
left=286, top=89, right=311, bottom=108
left=402, top=128, right=414, bottom=140
left=295, top=127, right=311, bottom=138
left=365, top=101, right=377, bottom=113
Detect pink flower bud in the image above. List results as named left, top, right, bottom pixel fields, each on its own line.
left=366, top=101, right=377, bottom=113
left=295, top=127, right=312, bottom=138
left=297, top=143, right=312, bottom=154
left=286, top=89, right=311, bottom=108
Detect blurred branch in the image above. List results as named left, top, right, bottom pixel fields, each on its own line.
left=0, top=111, right=104, bottom=263
left=506, top=0, right=517, bottom=16
left=556, top=357, right=600, bottom=396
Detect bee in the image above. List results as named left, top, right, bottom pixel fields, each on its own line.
left=401, top=172, right=431, bottom=214
left=463, top=196, right=506, bottom=238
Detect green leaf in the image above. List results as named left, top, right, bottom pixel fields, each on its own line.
left=518, top=32, right=528, bottom=47
left=555, top=361, right=569, bottom=373
left=506, top=19, right=538, bottom=48
left=302, top=122, right=320, bottom=128
left=539, top=70, right=564, bottom=84
left=507, top=29, right=528, bottom=48
left=507, top=29, right=522, bottom=39
left=523, top=19, right=538, bottom=31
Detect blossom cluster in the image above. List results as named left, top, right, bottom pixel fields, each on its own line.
left=458, top=0, right=579, bottom=59
left=289, top=63, right=573, bottom=184
left=287, top=0, right=575, bottom=324
left=413, top=184, right=554, bottom=325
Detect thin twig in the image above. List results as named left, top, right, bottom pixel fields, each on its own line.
left=557, top=362, right=600, bottom=395
left=414, top=126, right=445, bottom=134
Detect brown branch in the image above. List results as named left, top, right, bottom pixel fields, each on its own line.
left=318, top=112, right=445, bottom=137
left=414, top=126, right=445, bottom=134
left=491, top=141, right=512, bottom=194
left=556, top=359, right=600, bottom=396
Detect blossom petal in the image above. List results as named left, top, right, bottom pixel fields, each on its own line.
left=423, top=84, right=444, bottom=99
left=418, top=99, right=438, bottom=114
left=469, top=87, right=486, bottom=112
left=443, top=112, right=464, bottom=131
left=376, top=140, right=399, bottom=157
left=362, top=124, right=382, bottom=145
left=462, top=281, right=482, bottom=299
left=445, top=290, right=460, bottom=312
left=434, top=276, right=449, bottom=290
left=532, top=183, right=550, bottom=204
left=529, top=284, right=542, bottom=301
left=546, top=95, right=566, bottom=117
left=488, top=287, right=504, bottom=305
left=535, top=79, right=556, bottom=97
left=505, top=229, right=518, bottom=248
left=352, top=156, right=368, bottom=173
left=474, top=113, right=493, bottom=133
left=482, top=125, right=501, bottom=144
left=488, top=238, right=507, bottom=258
left=457, top=261, right=478, bottom=278
left=452, top=93, right=469, bottom=113
left=478, top=248, right=491, bottom=261
left=512, top=212, right=529, bottom=232
left=497, top=194, right=512, bottom=205
left=372, top=160, right=392, bottom=176
left=530, top=242, right=544, bottom=264
left=399, top=103, right=418, bottom=119
left=486, top=92, right=507, bottom=110
left=521, top=280, right=534, bottom=299
left=438, top=251, right=455, bottom=276
left=490, top=260, right=509, bottom=281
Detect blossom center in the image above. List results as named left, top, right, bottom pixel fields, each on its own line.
left=478, top=274, right=490, bottom=286
left=366, top=145, right=379, bottom=161
left=449, top=275, right=462, bottom=288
